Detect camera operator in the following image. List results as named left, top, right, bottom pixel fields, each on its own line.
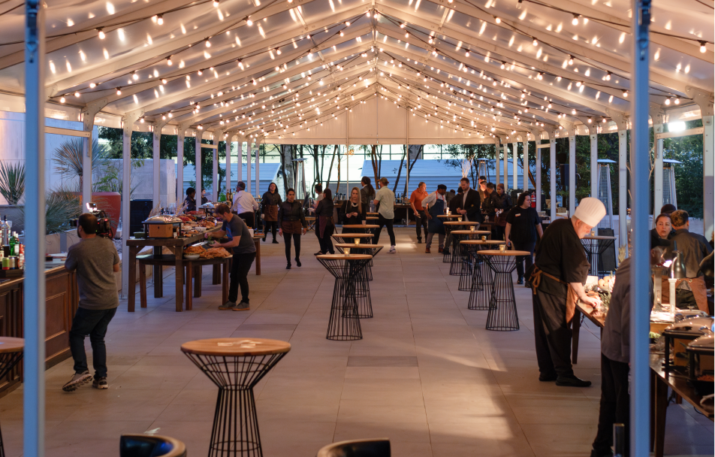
left=62, top=213, right=120, bottom=392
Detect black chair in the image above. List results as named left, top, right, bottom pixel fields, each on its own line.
left=317, top=439, right=390, bottom=457
left=120, top=435, right=187, bottom=457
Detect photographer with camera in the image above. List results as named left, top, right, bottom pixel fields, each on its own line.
left=62, top=213, right=120, bottom=392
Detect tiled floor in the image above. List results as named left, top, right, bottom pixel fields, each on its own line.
left=1, top=228, right=712, bottom=456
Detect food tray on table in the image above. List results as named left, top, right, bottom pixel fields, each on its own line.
left=184, top=244, right=233, bottom=260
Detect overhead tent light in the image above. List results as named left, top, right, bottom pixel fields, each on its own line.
left=700, top=41, right=707, bottom=53
left=668, top=121, right=686, bottom=132
left=572, top=14, right=580, bottom=25
left=97, top=28, right=106, bottom=39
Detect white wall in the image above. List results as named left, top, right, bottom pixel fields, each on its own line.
left=103, top=159, right=177, bottom=207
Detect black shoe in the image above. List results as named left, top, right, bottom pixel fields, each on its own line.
left=443, top=249, right=450, bottom=255
left=517, top=277, right=524, bottom=285
left=272, top=239, right=279, bottom=244
left=417, top=238, right=422, bottom=244
left=295, top=258, right=301, bottom=267
left=262, top=236, right=266, bottom=242
left=556, top=375, right=592, bottom=387
left=314, top=251, right=323, bottom=256
left=286, top=262, right=291, bottom=269
left=538, top=374, right=558, bottom=382
left=590, top=449, right=613, bottom=457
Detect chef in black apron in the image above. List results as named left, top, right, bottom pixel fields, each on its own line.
left=529, top=197, right=606, bottom=387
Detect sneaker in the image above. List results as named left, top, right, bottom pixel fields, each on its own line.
left=93, top=377, right=109, bottom=390
left=425, top=247, right=431, bottom=253
left=233, top=301, right=250, bottom=311
left=62, top=371, right=92, bottom=392
left=219, top=301, right=237, bottom=310
left=389, top=246, right=396, bottom=254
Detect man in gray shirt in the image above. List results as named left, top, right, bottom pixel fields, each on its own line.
left=63, top=213, right=120, bottom=392
left=373, top=177, right=397, bottom=253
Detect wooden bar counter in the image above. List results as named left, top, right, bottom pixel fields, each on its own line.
left=0, top=264, right=79, bottom=396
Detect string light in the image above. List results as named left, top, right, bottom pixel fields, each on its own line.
left=532, top=37, right=538, bottom=46
left=97, top=28, right=105, bottom=39
left=213, top=0, right=219, bottom=7
left=166, top=56, right=173, bottom=66
left=157, top=14, right=164, bottom=25
left=116, top=87, right=122, bottom=95
left=205, top=38, right=211, bottom=48
left=60, top=96, right=66, bottom=103
left=568, top=55, right=574, bottom=65
left=700, top=41, right=707, bottom=53
left=494, top=16, right=501, bottom=23
left=622, top=90, right=628, bottom=97
left=572, top=14, right=580, bottom=25
left=89, top=82, right=96, bottom=88
left=246, top=16, right=253, bottom=26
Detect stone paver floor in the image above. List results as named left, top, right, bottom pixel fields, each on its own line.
left=1, top=228, right=712, bottom=456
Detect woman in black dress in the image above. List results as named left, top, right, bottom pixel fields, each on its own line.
left=342, top=187, right=364, bottom=233
left=315, top=188, right=335, bottom=254
left=278, top=188, right=307, bottom=269
left=505, top=192, right=543, bottom=284
left=261, top=182, right=282, bottom=243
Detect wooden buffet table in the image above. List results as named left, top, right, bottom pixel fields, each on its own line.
left=0, top=265, right=79, bottom=396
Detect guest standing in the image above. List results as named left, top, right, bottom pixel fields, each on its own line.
left=410, top=182, right=429, bottom=244
left=184, top=187, right=197, bottom=212
left=529, top=197, right=605, bottom=387
left=505, top=193, right=543, bottom=285
left=201, top=189, right=209, bottom=205
left=278, top=188, right=307, bottom=269
left=231, top=181, right=259, bottom=228
left=455, top=177, right=483, bottom=223
left=210, top=204, right=256, bottom=311
left=373, top=177, right=397, bottom=253
left=315, top=188, right=335, bottom=254
left=342, top=187, right=365, bottom=233
left=491, top=183, right=513, bottom=241
left=422, top=185, right=448, bottom=253
left=360, top=177, right=376, bottom=214
left=650, top=204, right=676, bottom=249
left=261, top=182, right=282, bottom=243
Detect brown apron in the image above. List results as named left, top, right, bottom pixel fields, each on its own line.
left=530, top=266, right=579, bottom=324
left=265, top=205, right=279, bottom=221
left=281, top=220, right=303, bottom=235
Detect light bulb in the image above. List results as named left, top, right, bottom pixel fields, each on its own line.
left=157, top=15, right=164, bottom=25
left=132, top=72, right=139, bottom=80
left=465, top=51, right=470, bottom=57
left=568, top=55, right=574, bottom=65
left=246, top=16, right=253, bottom=26
left=700, top=41, right=707, bottom=53
left=166, top=56, right=172, bottom=66
left=98, top=28, right=105, bottom=39
left=213, top=0, right=219, bottom=7
left=161, top=78, right=167, bottom=84
left=674, top=97, right=680, bottom=105
left=116, top=87, right=122, bottom=95
left=665, top=97, right=671, bottom=105
left=572, top=14, right=579, bottom=25
left=89, top=82, right=96, bottom=88
left=532, top=38, right=538, bottom=46
left=198, top=69, right=203, bottom=75
left=405, top=32, right=409, bottom=38
left=495, top=16, right=501, bottom=23
left=622, top=90, right=628, bottom=97
left=587, top=118, right=592, bottom=123
left=60, top=96, right=66, bottom=103
left=205, top=39, right=211, bottom=47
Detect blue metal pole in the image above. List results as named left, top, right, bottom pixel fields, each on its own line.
left=24, top=1, right=46, bottom=456
left=630, top=0, right=651, bottom=455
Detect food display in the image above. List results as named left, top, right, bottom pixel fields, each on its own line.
left=184, top=245, right=206, bottom=255
left=200, top=247, right=231, bottom=259
left=582, top=273, right=614, bottom=318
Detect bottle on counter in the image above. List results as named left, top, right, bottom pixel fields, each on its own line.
left=0, top=216, right=8, bottom=246
left=17, top=253, right=24, bottom=270
left=9, top=232, right=16, bottom=256
left=2, top=257, right=9, bottom=270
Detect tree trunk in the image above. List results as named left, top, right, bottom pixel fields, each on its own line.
left=393, top=145, right=406, bottom=193
left=370, top=145, right=380, bottom=183
left=325, top=145, right=338, bottom=193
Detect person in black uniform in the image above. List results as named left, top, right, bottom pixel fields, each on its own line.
left=455, top=177, right=483, bottom=223
left=444, top=188, right=463, bottom=255
left=505, top=193, right=543, bottom=285
left=315, top=188, right=335, bottom=255
left=529, top=197, right=606, bottom=387
left=278, top=188, right=307, bottom=269
left=342, top=187, right=365, bottom=233
left=261, top=182, right=282, bottom=244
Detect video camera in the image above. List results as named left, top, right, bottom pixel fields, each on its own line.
left=69, top=202, right=114, bottom=238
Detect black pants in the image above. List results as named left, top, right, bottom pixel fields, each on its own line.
left=318, top=225, right=335, bottom=254
left=238, top=211, right=255, bottom=229
left=593, top=354, right=630, bottom=456
left=69, top=307, right=117, bottom=378
left=415, top=210, right=428, bottom=240
left=374, top=214, right=396, bottom=246
left=263, top=220, right=278, bottom=240
left=228, top=252, right=256, bottom=304
left=513, top=241, right=535, bottom=279
left=284, top=233, right=301, bottom=262
left=532, top=290, right=574, bottom=378
left=494, top=225, right=506, bottom=241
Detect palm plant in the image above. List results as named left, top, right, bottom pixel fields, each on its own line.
left=0, top=161, right=25, bottom=205
left=19, top=185, right=82, bottom=235
left=53, top=138, right=109, bottom=191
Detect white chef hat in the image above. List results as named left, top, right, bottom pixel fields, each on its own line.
left=573, top=197, right=606, bottom=227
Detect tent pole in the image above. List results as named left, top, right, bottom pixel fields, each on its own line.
left=523, top=140, right=529, bottom=192
left=24, top=2, right=46, bottom=454
left=550, top=137, right=556, bottom=221
left=247, top=140, right=252, bottom=194
left=512, top=141, right=518, bottom=190
left=195, top=133, right=202, bottom=205
left=568, top=131, right=576, bottom=216
left=177, top=129, right=185, bottom=207
left=121, top=111, right=141, bottom=300
left=536, top=142, right=542, bottom=212
left=590, top=131, right=598, bottom=200
left=226, top=137, right=232, bottom=197
left=685, top=88, right=714, bottom=240
left=652, top=106, right=665, bottom=223
left=630, top=1, right=652, bottom=455
left=256, top=140, right=261, bottom=197
left=152, top=125, right=162, bottom=208
left=237, top=139, right=243, bottom=190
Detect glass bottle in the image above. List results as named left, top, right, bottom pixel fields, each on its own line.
left=0, top=216, right=8, bottom=246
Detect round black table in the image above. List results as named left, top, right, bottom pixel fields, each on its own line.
left=480, top=250, right=529, bottom=331
left=333, top=244, right=383, bottom=318
left=316, top=254, right=373, bottom=340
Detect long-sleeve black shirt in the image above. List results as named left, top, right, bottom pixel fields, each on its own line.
left=670, top=229, right=713, bottom=283
left=343, top=201, right=365, bottom=225
left=277, top=200, right=307, bottom=227
left=534, top=218, right=590, bottom=296
left=261, top=191, right=282, bottom=213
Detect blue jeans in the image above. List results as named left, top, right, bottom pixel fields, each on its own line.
left=69, top=307, right=117, bottom=378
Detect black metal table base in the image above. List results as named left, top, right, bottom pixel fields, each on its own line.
left=458, top=255, right=473, bottom=291
left=484, top=256, right=520, bottom=331
left=317, top=257, right=372, bottom=340
left=581, top=238, right=615, bottom=276
left=0, top=351, right=22, bottom=457
left=468, top=255, right=493, bottom=311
